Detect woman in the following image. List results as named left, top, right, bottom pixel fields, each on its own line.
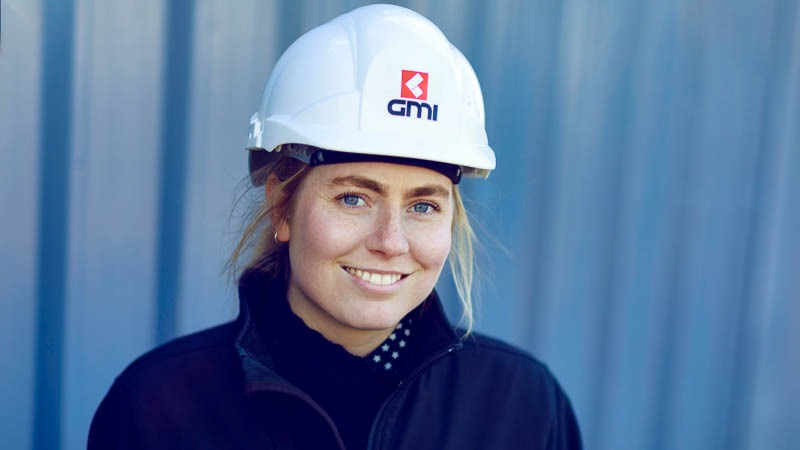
left=89, top=5, right=582, bottom=449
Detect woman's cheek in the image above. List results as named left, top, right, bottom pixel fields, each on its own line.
left=413, top=225, right=452, bottom=267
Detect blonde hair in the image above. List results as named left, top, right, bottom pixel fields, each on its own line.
left=228, top=152, right=477, bottom=334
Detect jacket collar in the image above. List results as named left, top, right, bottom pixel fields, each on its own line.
left=233, top=269, right=460, bottom=393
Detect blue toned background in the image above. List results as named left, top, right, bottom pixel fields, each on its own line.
left=1, top=0, right=798, bottom=449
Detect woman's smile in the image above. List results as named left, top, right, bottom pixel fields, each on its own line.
left=343, top=266, right=407, bottom=287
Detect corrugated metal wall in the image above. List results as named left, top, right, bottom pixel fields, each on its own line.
left=1, top=0, right=798, bottom=449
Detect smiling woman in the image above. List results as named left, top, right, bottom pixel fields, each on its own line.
left=88, top=5, right=582, bottom=450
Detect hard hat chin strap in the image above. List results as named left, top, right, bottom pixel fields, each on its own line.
left=307, top=148, right=462, bottom=184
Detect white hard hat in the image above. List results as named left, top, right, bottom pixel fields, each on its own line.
left=247, top=4, right=495, bottom=184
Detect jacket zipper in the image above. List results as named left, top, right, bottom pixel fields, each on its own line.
left=365, top=342, right=463, bottom=450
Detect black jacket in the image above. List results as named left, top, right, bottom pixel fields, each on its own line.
left=89, top=272, right=582, bottom=449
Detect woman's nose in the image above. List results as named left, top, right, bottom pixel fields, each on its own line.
left=365, top=209, right=410, bottom=257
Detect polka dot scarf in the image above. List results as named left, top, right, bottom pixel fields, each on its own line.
left=366, top=317, right=413, bottom=373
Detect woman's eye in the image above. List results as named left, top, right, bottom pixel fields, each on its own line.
left=412, top=202, right=436, bottom=214
left=341, top=194, right=365, bottom=206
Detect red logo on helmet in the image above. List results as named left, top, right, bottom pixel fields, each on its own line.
left=401, top=70, right=428, bottom=100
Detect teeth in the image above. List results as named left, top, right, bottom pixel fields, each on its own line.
left=345, top=267, right=402, bottom=286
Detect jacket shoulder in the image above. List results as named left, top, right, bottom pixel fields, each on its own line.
left=111, top=320, right=242, bottom=395
left=89, top=321, right=246, bottom=449
left=125, top=321, right=239, bottom=372
left=392, top=331, right=583, bottom=449
left=460, top=331, right=549, bottom=371
left=452, top=331, right=571, bottom=414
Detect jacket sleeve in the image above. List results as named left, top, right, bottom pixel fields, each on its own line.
left=546, top=377, right=583, bottom=450
left=87, top=379, right=140, bottom=450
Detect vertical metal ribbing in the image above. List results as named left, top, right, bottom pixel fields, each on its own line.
left=155, top=0, right=195, bottom=345
left=32, top=0, right=75, bottom=448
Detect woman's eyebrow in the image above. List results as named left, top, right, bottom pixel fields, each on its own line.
left=405, top=184, right=450, bottom=199
left=329, top=176, right=387, bottom=194
left=328, top=176, right=450, bottom=199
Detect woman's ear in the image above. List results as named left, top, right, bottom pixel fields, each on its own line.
left=265, top=173, right=280, bottom=205
left=275, top=220, right=290, bottom=243
left=265, top=174, right=291, bottom=242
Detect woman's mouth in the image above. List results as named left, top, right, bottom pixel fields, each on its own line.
left=344, top=267, right=405, bottom=286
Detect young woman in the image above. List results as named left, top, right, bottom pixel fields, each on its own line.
left=89, top=5, right=582, bottom=449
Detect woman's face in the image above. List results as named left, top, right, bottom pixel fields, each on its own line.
left=276, top=161, right=453, bottom=353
